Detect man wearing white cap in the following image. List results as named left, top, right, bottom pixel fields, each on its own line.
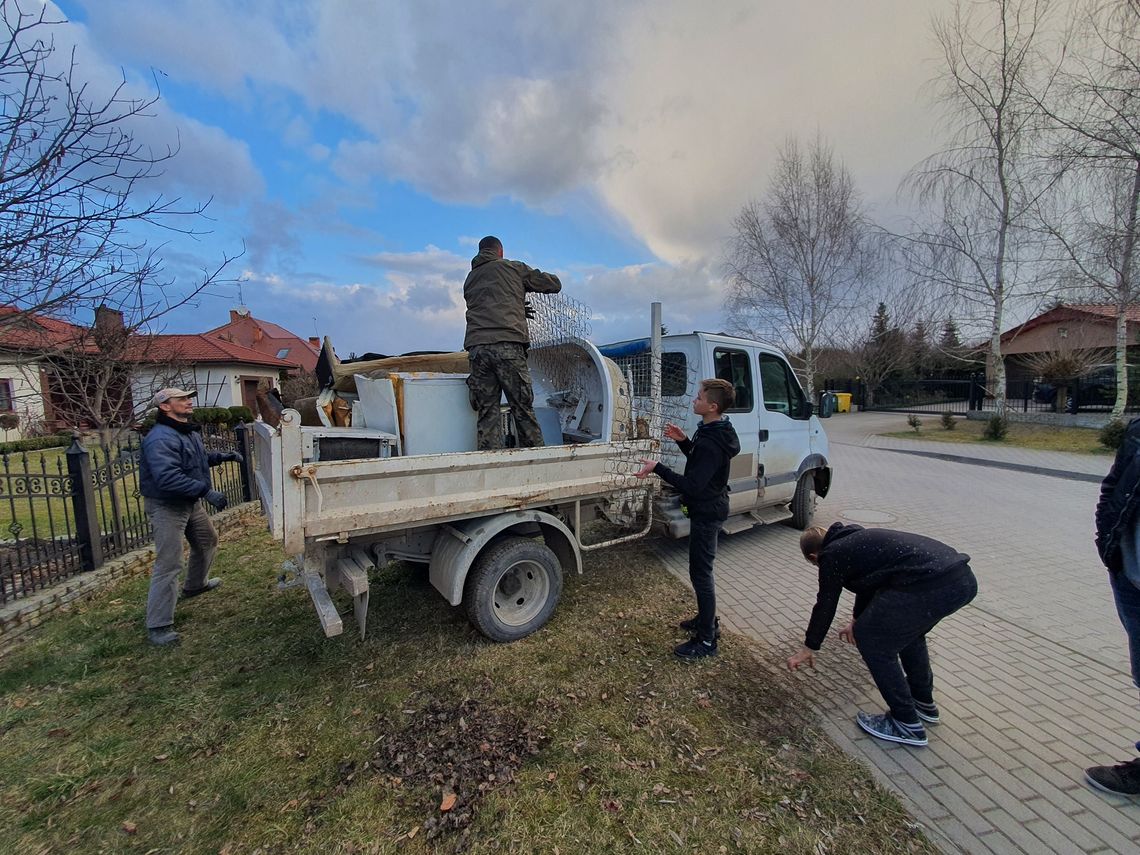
left=138, top=388, right=242, bottom=645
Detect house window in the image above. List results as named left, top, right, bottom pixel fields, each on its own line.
left=276, top=348, right=291, bottom=359
left=0, top=379, right=12, bottom=412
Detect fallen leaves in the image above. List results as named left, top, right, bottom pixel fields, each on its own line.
left=120, top=820, right=137, bottom=835
left=439, top=792, right=457, bottom=812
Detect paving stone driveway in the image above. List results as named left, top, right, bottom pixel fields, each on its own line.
left=652, top=411, right=1140, bottom=854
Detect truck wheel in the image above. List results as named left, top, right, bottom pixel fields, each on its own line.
left=789, top=472, right=816, bottom=530
left=464, top=536, right=563, bottom=642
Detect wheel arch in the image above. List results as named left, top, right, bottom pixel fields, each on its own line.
left=796, top=454, right=832, bottom=499
left=428, top=510, right=580, bottom=606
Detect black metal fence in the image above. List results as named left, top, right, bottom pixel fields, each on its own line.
left=0, top=424, right=255, bottom=605
left=858, top=374, right=1140, bottom=415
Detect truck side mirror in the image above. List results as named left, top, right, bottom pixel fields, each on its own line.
left=816, top=392, right=836, bottom=419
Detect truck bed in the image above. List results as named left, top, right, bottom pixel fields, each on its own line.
left=253, top=410, right=653, bottom=554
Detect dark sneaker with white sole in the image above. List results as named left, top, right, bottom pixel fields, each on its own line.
left=1085, top=758, right=1140, bottom=796
left=678, top=615, right=721, bottom=639
left=856, top=711, right=927, bottom=746
left=914, top=700, right=940, bottom=725
left=673, top=637, right=718, bottom=661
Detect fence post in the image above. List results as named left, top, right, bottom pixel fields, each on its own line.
left=66, top=437, right=104, bottom=571
left=235, top=422, right=253, bottom=503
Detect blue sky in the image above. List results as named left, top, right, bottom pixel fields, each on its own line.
left=47, top=0, right=953, bottom=356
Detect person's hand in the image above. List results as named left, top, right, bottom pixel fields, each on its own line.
left=224, top=451, right=244, bottom=464
left=786, top=646, right=816, bottom=671
left=524, top=300, right=535, bottom=319
left=838, top=619, right=856, bottom=645
left=663, top=423, right=687, bottom=442
left=634, top=457, right=657, bottom=478
left=204, top=490, right=228, bottom=511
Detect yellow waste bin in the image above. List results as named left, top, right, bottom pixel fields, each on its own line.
left=834, top=392, right=852, bottom=413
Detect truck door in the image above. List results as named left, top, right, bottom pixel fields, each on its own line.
left=756, top=352, right=811, bottom=503
left=711, top=345, right=760, bottom=514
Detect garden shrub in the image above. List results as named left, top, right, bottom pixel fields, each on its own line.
left=940, top=412, right=956, bottom=430
left=1100, top=419, right=1127, bottom=451
left=983, top=415, right=1008, bottom=441
left=0, top=434, right=73, bottom=454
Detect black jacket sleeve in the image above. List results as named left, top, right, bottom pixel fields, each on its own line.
left=652, top=445, right=718, bottom=498
left=804, top=566, right=844, bottom=650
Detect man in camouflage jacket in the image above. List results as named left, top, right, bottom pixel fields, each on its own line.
left=463, top=235, right=561, bottom=449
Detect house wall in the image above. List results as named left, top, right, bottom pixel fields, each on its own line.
left=1003, top=318, right=1139, bottom=355
left=132, top=364, right=280, bottom=413
left=0, top=356, right=47, bottom=440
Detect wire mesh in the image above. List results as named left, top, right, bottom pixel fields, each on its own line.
left=601, top=346, right=698, bottom=525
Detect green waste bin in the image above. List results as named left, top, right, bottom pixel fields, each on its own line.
left=834, top=392, right=852, bottom=413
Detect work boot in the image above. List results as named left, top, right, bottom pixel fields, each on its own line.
left=147, top=626, right=180, bottom=646
left=181, top=578, right=222, bottom=599
left=678, top=615, right=721, bottom=639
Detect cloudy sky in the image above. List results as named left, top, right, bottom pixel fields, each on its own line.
left=49, top=0, right=955, bottom=355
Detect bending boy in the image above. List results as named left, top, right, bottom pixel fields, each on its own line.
left=787, top=523, right=977, bottom=746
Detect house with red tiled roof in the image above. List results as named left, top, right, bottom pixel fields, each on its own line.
left=204, top=307, right=319, bottom=374
left=0, top=307, right=291, bottom=438
left=1000, top=304, right=1140, bottom=376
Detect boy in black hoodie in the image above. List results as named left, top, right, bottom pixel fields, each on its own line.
left=787, top=523, right=977, bottom=746
left=636, top=378, right=741, bottom=660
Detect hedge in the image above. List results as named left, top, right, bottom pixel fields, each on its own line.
left=0, top=434, right=73, bottom=454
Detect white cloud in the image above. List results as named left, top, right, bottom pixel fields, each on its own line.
left=64, top=0, right=956, bottom=266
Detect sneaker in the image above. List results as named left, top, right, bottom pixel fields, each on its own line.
left=674, top=637, right=718, bottom=661
left=914, top=700, right=940, bottom=725
left=1085, top=758, right=1140, bottom=796
left=856, top=711, right=928, bottom=747
left=678, top=615, right=721, bottom=639
left=181, top=578, right=222, bottom=599
left=147, top=626, right=180, bottom=646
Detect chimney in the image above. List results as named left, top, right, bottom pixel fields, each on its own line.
left=94, top=305, right=124, bottom=336
left=308, top=337, right=320, bottom=349
left=229, top=309, right=241, bottom=322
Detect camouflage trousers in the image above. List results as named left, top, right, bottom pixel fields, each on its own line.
left=466, top=342, right=545, bottom=450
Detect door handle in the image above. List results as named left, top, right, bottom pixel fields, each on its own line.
left=758, top=430, right=769, bottom=442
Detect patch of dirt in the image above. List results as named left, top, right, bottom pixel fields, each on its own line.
left=371, top=693, right=547, bottom=841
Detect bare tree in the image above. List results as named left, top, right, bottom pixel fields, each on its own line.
left=0, top=1, right=220, bottom=321
left=1032, top=0, right=1140, bottom=418
left=724, top=135, right=877, bottom=398
left=902, top=0, right=1057, bottom=416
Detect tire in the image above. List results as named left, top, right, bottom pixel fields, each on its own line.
left=789, top=472, right=816, bottom=530
left=463, top=536, right=563, bottom=642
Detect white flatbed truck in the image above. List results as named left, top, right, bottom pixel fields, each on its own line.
left=251, top=305, right=833, bottom=641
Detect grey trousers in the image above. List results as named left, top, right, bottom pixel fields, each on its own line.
left=144, top=497, right=219, bottom=629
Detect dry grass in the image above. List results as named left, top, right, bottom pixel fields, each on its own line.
left=0, top=523, right=935, bottom=854
left=883, top=417, right=1112, bottom=454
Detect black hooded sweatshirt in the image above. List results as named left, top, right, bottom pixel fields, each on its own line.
left=803, top=522, right=972, bottom=650
left=652, top=418, right=741, bottom=522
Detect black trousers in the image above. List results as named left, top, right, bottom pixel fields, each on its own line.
left=688, top=517, right=721, bottom=643
left=854, top=569, right=978, bottom=723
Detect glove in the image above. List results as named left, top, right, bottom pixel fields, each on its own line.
left=204, top=490, right=228, bottom=511
left=224, top=451, right=244, bottom=463
left=524, top=300, right=535, bottom=319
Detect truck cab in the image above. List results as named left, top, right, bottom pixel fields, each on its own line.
left=600, top=331, right=832, bottom=537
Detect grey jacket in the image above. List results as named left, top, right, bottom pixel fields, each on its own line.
left=462, top=249, right=561, bottom=350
